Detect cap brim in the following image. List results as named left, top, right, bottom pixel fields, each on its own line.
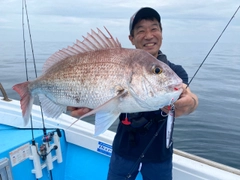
left=130, top=7, right=160, bottom=33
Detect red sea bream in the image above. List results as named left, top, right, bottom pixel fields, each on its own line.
left=13, top=27, right=183, bottom=135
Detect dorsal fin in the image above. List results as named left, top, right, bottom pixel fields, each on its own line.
left=42, top=27, right=121, bottom=73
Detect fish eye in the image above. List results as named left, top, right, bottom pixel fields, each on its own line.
left=152, top=66, right=162, bottom=74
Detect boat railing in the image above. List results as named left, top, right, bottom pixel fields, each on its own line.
left=173, top=149, right=240, bottom=176
left=0, top=83, right=11, bottom=102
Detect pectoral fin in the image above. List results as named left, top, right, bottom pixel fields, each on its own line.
left=69, top=89, right=128, bottom=134
left=79, top=89, right=127, bottom=119
left=94, top=111, right=120, bottom=136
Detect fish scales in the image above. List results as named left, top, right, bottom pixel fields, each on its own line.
left=32, top=49, right=132, bottom=108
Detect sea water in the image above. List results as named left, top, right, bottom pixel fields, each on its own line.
left=0, top=41, right=239, bottom=169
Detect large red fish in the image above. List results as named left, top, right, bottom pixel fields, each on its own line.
left=13, top=27, right=183, bottom=135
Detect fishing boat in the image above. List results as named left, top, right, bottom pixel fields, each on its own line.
left=1, top=88, right=240, bottom=179
left=1, top=1, right=239, bottom=178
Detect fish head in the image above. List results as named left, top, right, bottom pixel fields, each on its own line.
left=128, top=49, right=183, bottom=110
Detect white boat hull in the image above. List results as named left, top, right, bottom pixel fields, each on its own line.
left=0, top=97, right=240, bottom=179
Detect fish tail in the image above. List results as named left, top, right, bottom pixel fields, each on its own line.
left=12, top=81, right=33, bottom=126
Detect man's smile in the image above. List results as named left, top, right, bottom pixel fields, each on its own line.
left=144, top=43, right=156, bottom=47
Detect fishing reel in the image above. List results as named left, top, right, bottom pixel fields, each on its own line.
left=39, top=129, right=62, bottom=160
left=39, top=144, right=58, bottom=161
left=42, top=129, right=62, bottom=143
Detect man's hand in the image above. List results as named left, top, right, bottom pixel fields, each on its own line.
left=67, top=107, right=92, bottom=117
left=161, top=83, right=198, bottom=117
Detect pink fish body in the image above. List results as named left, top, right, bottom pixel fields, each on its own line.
left=13, top=27, right=183, bottom=135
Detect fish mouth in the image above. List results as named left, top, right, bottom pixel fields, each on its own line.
left=168, top=83, right=183, bottom=92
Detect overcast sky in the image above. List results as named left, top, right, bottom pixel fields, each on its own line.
left=0, top=0, right=239, bottom=47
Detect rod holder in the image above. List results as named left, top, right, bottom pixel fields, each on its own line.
left=30, top=131, right=63, bottom=178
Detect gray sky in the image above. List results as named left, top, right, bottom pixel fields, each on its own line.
left=0, top=0, right=239, bottom=47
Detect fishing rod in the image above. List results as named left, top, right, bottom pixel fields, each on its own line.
left=125, top=5, right=240, bottom=179
left=22, top=0, right=47, bottom=135
left=126, top=121, right=166, bottom=179
left=187, top=5, right=240, bottom=87
left=22, top=0, right=56, bottom=180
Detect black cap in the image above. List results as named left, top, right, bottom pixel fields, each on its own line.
left=129, top=7, right=161, bottom=34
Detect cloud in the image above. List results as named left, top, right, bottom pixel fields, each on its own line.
left=0, top=0, right=239, bottom=44
left=0, top=18, right=9, bottom=23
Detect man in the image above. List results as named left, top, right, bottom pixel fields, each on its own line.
left=68, top=7, right=198, bottom=180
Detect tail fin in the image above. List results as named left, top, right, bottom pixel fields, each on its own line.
left=12, top=82, right=33, bottom=126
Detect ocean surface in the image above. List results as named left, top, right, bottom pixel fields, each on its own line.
left=0, top=41, right=240, bottom=170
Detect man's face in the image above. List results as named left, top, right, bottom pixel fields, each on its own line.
left=129, top=19, right=162, bottom=58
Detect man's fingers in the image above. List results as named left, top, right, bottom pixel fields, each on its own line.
left=71, top=108, right=91, bottom=117
left=67, top=106, right=77, bottom=111
left=161, top=106, right=169, bottom=114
